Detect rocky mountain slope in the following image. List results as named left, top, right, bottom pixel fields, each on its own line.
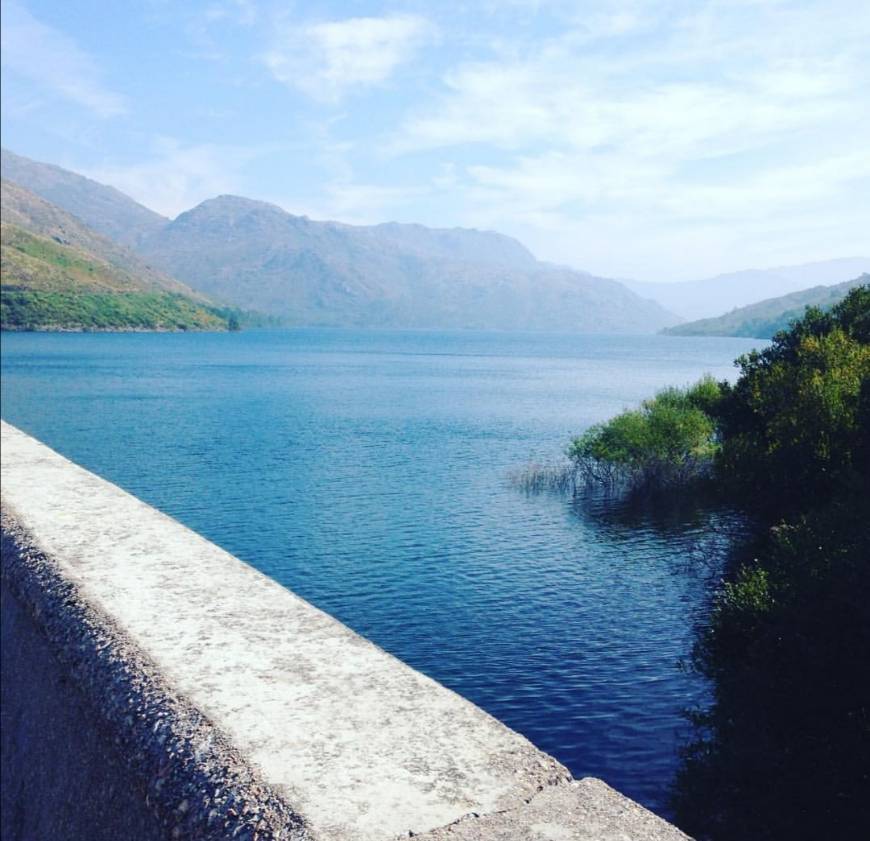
left=1, top=148, right=166, bottom=247
left=137, top=194, right=678, bottom=332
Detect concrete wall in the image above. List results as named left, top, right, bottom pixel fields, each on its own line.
left=0, top=420, right=691, bottom=841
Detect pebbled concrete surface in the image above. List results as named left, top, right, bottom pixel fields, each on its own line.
left=1, top=579, right=166, bottom=841
left=1, top=513, right=309, bottom=841
left=1, top=420, right=692, bottom=840
left=414, top=778, right=692, bottom=840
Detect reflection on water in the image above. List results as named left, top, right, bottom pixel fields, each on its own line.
left=0, top=328, right=760, bottom=819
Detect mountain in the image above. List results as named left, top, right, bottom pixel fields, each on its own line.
left=138, top=195, right=678, bottom=332
left=360, top=220, right=539, bottom=268
left=1, top=180, right=234, bottom=331
left=1, top=148, right=166, bottom=247
left=625, top=258, right=870, bottom=320
left=2, top=179, right=201, bottom=298
left=663, top=274, right=869, bottom=338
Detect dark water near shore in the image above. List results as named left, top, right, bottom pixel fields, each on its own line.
left=1, top=328, right=760, bottom=819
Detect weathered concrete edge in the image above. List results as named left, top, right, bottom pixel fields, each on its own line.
left=0, top=419, right=693, bottom=841
left=1, top=505, right=694, bottom=841
left=414, top=778, right=693, bottom=840
left=1, top=505, right=311, bottom=841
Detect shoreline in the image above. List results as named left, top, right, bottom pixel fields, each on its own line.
left=1, top=324, right=230, bottom=333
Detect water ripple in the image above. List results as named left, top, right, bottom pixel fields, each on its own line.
left=0, top=328, right=759, bottom=820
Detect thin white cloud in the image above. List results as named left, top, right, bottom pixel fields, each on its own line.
left=263, top=14, right=434, bottom=102
left=0, top=0, right=127, bottom=117
left=183, top=0, right=258, bottom=61
left=203, top=0, right=257, bottom=27
left=386, top=0, right=870, bottom=279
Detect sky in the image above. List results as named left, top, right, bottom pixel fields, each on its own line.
left=1, top=0, right=868, bottom=282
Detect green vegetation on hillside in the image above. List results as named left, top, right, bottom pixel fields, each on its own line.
left=1, top=289, right=230, bottom=331
left=664, top=274, right=868, bottom=338
left=563, top=286, right=870, bottom=839
left=1, top=223, right=236, bottom=331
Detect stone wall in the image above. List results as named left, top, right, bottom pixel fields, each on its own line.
left=0, top=420, right=690, bottom=841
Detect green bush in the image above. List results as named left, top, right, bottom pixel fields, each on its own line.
left=567, top=376, right=722, bottom=490
left=560, top=286, right=870, bottom=838
left=672, top=286, right=870, bottom=840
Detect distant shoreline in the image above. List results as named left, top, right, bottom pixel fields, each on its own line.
left=0, top=324, right=229, bottom=333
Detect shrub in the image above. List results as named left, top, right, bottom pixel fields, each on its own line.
left=716, top=287, right=870, bottom=512
left=674, top=286, right=870, bottom=840
left=567, top=376, right=722, bottom=492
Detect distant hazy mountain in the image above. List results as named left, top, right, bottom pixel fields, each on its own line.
left=358, top=220, right=539, bottom=268
left=138, top=194, right=678, bottom=332
left=1, top=180, right=232, bottom=331
left=625, top=258, right=870, bottom=320
left=1, top=148, right=166, bottom=247
left=663, top=274, right=869, bottom=338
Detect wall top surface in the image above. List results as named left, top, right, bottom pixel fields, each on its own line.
left=0, top=420, right=570, bottom=840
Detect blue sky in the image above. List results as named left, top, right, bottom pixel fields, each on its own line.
left=2, top=0, right=868, bottom=281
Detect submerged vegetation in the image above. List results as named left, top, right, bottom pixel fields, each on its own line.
left=513, top=376, right=723, bottom=494
left=521, top=285, right=870, bottom=839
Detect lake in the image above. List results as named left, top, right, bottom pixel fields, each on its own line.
left=0, top=328, right=760, bottom=820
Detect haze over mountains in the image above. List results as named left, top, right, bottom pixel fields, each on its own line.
left=136, top=194, right=679, bottom=331
left=2, top=148, right=677, bottom=332
left=2, top=148, right=865, bottom=334
left=663, top=274, right=869, bottom=338
left=625, top=258, right=870, bottom=321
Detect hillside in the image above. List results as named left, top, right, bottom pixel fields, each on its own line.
left=138, top=195, right=678, bottom=332
left=1, top=148, right=166, bottom=247
left=1, top=151, right=679, bottom=332
left=1, top=179, right=203, bottom=298
left=662, top=274, right=869, bottom=338
left=1, top=182, right=234, bottom=331
left=625, top=258, right=870, bottom=320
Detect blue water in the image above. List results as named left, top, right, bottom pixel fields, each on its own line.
left=0, top=329, right=760, bottom=819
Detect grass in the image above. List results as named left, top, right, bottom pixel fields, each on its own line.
left=1, top=223, right=236, bottom=331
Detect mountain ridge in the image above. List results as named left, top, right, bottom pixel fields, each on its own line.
left=1, top=148, right=167, bottom=248
left=625, top=258, right=870, bottom=320
left=0, top=179, right=235, bottom=331
left=2, top=149, right=681, bottom=332
left=138, top=193, right=678, bottom=332
left=662, top=274, right=870, bottom=338
left=17, top=147, right=864, bottom=333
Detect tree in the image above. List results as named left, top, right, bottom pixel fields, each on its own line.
left=673, top=285, right=870, bottom=840
left=715, top=287, right=870, bottom=512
